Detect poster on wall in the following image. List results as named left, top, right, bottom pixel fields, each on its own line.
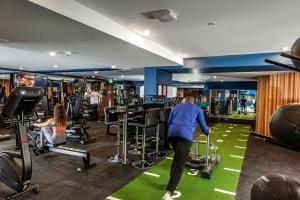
left=157, top=84, right=162, bottom=96
left=139, top=86, right=144, bottom=98
left=162, top=85, right=167, bottom=96
left=15, top=74, right=35, bottom=87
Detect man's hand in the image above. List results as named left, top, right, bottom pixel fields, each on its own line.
left=207, top=128, right=212, bottom=135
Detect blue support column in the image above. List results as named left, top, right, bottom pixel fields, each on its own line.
left=144, top=67, right=172, bottom=96
left=144, top=68, right=157, bottom=96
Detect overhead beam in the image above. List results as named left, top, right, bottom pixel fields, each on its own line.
left=184, top=52, right=292, bottom=71
left=28, top=0, right=183, bottom=65
left=0, top=67, right=106, bottom=80
left=34, top=67, right=119, bottom=74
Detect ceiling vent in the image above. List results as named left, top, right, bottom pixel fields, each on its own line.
left=57, top=51, right=78, bottom=56
left=143, top=9, right=178, bottom=22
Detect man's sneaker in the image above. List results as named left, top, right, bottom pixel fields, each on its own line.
left=162, top=192, right=172, bottom=200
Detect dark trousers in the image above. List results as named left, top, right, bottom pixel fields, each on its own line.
left=89, top=104, right=99, bottom=120
left=167, top=137, right=192, bottom=193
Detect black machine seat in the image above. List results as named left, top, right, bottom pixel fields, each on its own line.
left=128, top=108, right=160, bottom=129
left=159, top=107, right=172, bottom=149
left=130, top=108, right=161, bottom=169
left=161, top=107, right=172, bottom=124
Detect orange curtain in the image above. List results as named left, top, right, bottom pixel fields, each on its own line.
left=256, top=72, right=300, bottom=136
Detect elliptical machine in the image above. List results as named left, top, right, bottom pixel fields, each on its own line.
left=0, top=87, right=44, bottom=199
left=186, top=134, right=220, bottom=179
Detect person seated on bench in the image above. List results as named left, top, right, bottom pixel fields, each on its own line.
left=33, top=104, right=67, bottom=147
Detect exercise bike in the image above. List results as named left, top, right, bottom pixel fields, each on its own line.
left=0, top=87, right=43, bottom=199
left=186, top=134, right=220, bottom=179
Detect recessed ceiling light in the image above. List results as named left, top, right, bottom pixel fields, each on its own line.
left=121, top=75, right=125, bottom=78
left=111, top=65, right=116, bottom=69
left=64, top=51, right=72, bottom=56
left=143, top=29, right=150, bottom=35
left=208, top=22, right=217, bottom=26
left=221, top=80, right=224, bottom=82
left=19, top=67, right=23, bottom=70
left=281, top=47, right=289, bottom=52
left=192, top=68, right=199, bottom=74
left=183, top=54, right=189, bottom=58
left=94, top=71, right=98, bottom=74
left=49, top=52, right=56, bottom=57
left=53, top=65, right=58, bottom=68
left=213, top=76, right=217, bottom=79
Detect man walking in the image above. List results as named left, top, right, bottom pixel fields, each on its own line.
left=163, top=96, right=210, bottom=200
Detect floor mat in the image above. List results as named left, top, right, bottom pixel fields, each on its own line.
left=229, top=112, right=255, bottom=120
left=106, top=123, right=251, bottom=200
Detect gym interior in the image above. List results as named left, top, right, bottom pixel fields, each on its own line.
left=0, top=1, right=299, bottom=200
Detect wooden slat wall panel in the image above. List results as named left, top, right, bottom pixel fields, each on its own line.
left=256, top=72, right=300, bottom=136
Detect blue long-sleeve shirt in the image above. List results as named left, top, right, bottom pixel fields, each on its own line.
left=167, top=103, right=209, bottom=142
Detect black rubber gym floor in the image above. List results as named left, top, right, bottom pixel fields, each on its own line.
left=236, top=135, right=300, bottom=200
left=0, top=122, right=299, bottom=200
left=0, top=122, right=145, bottom=200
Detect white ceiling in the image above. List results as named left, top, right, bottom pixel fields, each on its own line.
left=74, top=0, right=300, bottom=57
left=0, top=0, right=178, bottom=71
left=0, top=0, right=298, bottom=82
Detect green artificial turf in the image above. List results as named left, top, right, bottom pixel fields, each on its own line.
left=106, top=123, right=250, bottom=200
left=229, top=112, right=255, bottom=120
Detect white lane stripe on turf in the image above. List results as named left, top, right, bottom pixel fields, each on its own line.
left=166, top=157, right=173, bottom=160
left=230, top=155, right=244, bottom=159
left=224, top=168, right=241, bottom=172
left=144, top=172, right=160, bottom=177
left=234, top=146, right=246, bottom=149
left=106, top=196, right=121, bottom=200
left=240, top=134, right=249, bottom=137
left=237, top=139, right=247, bottom=142
left=214, top=188, right=236, bottom=196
